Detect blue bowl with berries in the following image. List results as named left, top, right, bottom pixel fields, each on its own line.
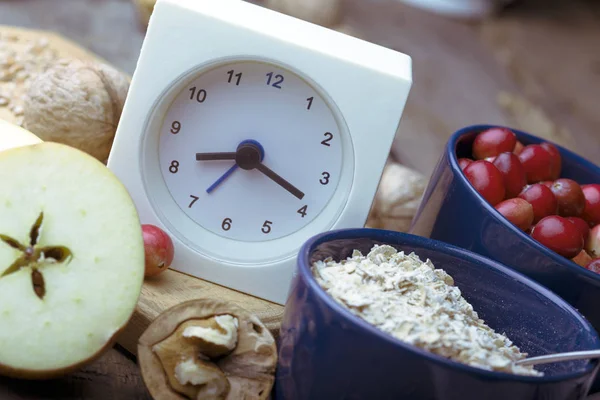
left=275, top=228, right=600, bottom=400
left=409, top=125, right=600, bottom=380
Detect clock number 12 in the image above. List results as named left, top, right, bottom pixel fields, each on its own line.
left=266, top=72, right=284, bottom=89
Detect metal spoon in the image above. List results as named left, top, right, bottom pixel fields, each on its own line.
left=515, top=350, right=600, bottom=367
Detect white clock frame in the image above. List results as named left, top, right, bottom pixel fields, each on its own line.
left=107, top=0, right=413, bottom=305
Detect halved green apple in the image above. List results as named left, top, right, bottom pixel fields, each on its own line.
left=0, top=141, right=145, bottom=379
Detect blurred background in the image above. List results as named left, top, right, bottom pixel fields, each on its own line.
left=1, top=0, right=599, bottom=178
left=0, top=1, right=599, bottom=399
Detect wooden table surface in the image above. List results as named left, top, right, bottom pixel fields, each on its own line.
left=1, top=0, right=599, bottom=398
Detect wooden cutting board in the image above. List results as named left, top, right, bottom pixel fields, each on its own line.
left=0, top=25, right=285, bottom=356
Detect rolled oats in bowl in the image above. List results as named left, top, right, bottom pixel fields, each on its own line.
left=311, top=244, right=543, bottom=377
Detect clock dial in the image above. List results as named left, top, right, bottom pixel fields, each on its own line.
left=158, top=60, right=344, bottom=242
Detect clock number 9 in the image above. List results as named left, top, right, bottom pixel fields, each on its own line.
left=170, top=121, right=181, bottom=134
left=320, top=172, right=330, bottom=185
left=266, top=72, right=284, bottom=89
left=189, top=86, right=207, bottom=103
left=262, top=220, right=273, bottom=234
left=222, top=218, right=232, bottom=231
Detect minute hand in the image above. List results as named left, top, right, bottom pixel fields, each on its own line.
left=255, top=163, right=304, bottom=200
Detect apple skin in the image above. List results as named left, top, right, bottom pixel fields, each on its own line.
left=587, top=225, right=600, bottom=259
left=0, top=142, right=145, bottom=379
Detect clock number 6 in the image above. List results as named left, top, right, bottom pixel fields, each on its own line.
left=320, top=172, right=330, bottom=185
left=189, top=86, right=207, bottom=103
left=222, top=218, right=232, bottom=231
left=266, top=72, right=284, bottom=89
left=262, top=220, right=273, bottom=234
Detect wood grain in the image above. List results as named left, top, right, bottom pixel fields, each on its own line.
left=117, top=269, right=285, bottom=356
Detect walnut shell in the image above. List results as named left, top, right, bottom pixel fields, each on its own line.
left=138, top=299, right=278, bottom=400
left=265, top=0, right=343, bottom=27
left=366, top=162, right=427, bottom=232
left=22, top=59, right=129, bottom=163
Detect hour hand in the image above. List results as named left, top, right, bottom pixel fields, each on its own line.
left=196, top=152, right=237, bottom=161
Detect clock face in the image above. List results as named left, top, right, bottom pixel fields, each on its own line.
left=158, top=60, right=344, bottom=242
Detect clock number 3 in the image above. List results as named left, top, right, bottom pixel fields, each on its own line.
left=266, top=72, right=284, bottom=89
left=320, top=172, right=330, bottom=185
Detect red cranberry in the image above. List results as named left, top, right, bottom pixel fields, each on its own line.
left=540, top=142, right=562, bottom=180
left=531, top=215, right=584, bottom=258
left=585, top=258, right=600, bottom=274
left=518, top=184, right=559, bottom=223
left=458, top=158, right=473, bottom=171
left=495, top=198, right=534, bottom=231
left=567, top=217, right=591, bottom=243
left=582, top=184, right=600, bottom=227
left=463, top=160, right=506, bottom=206
left=472, top=128, right=517, bottom=160
left=518, top=144, right=555, bottom=183
left=550, top=178, right=586, bottom=217
left=493, top=152, right=527, bottom=199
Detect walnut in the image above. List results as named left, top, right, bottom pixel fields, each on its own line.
left=264, top=0, right=343, bottom=28
left=366, top=162, right=428, bottom=232
left=22, top=59, right=129, bottom=164
left=138, top=299, right=277, bottom=400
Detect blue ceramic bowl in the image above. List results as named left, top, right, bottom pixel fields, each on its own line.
left=274, top=228, right=600, bottom=400
left=409, top=125, right=600, bottom=332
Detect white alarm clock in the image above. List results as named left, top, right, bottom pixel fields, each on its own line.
left=107, top=0, right=412, bottom=304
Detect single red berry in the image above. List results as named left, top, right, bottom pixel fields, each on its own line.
left=582, top=184, right=600, bottom=227
left=531, top=215, right=584, bottom=258
left=567, top=217, right=591, bottom=244
left=550, top=178, right=586, bottom=217
left=495, top=198, right=534, bottom=231
left=458, top=158, right=473, bottom=171
left=518, top=184, right=559, bottom=223
left=493, top=152, right=527, bottom=199
left=142, top=224, right=175, bottom=277
left=518, top=144, right=555, bottom=183
left=585, top=258, right=600, bottom=274
left=540, top=142, right=562, bottom=180
left=472, top=128, right=517, bottom=160
left=463, top=160, right=506, bottom=206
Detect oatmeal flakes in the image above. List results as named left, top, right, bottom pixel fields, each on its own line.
left=311, top=244, right=542, bottom=376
